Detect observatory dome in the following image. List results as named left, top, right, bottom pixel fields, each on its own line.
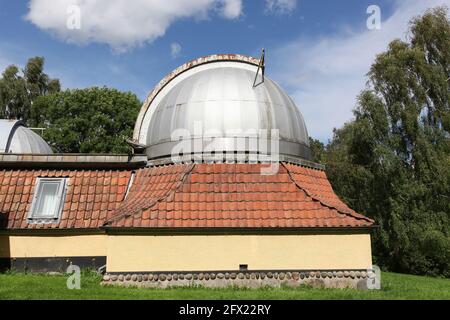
left=0, top=120, right=53, bottom=154
left=133, top=54, right=311, bottom=162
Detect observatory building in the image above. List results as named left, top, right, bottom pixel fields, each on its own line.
left=0, top=55, right=375, bottom=288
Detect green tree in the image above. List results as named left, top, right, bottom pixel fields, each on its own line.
left=325, top=7, right=450, bottom=277
left=30, top=87, right=141, bottom=154
left=309, top=137, right=326, bottom=164
left=0, top=57, right=60, bottom=122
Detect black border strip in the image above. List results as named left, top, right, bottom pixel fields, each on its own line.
left=0, top=256, right=106, bottom=272
left=103, top=226, right=377, bottom=235
left=0, top=226, right=378, bottom=236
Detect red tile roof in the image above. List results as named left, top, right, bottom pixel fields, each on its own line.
left=105, top=163, right=374, bottom=229
left=0, top=169, right=131, bottom=229
left=0, top=163, right=374, bottom=230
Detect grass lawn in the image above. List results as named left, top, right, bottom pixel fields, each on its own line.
left=0, top=271, right=449, bottom=300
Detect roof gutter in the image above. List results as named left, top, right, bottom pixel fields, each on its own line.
left=0, top=154, right=148, bottom=170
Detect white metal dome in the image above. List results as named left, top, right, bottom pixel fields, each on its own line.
left=0, top=120, right=53, bottom=154
left=134, top=54, right=311, bottom=162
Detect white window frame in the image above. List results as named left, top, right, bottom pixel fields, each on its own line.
left=28, top=177, right=68, bottom=223
left=124, top=171, right=136, bottom=199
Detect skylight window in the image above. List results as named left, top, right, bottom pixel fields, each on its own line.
left=28, top=178, right=67, bottom=223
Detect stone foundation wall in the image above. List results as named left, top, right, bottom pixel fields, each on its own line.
left=102, top=270, right=375, bottom=290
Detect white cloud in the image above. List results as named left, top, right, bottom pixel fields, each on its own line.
left=25, top=0, right=243, bottom=52
left=265, top=0, right=297, bottom=15
left=170, top=42, right=182, bottom=59
left=219, top=0, right=243, bottom=19
left=271, top=0, right=450, bottom=141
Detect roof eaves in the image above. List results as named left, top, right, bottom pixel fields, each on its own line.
left=281, top=162, right=375, bottom=225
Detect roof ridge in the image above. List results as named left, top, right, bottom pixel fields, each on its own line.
left=280, top=162, right=374, bottom=223
left=104, top=164, right=195, bottom=226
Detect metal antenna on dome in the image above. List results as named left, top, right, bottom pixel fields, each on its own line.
left=253, top=48, right=265, bottom=88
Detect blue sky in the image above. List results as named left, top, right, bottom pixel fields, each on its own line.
left=0, top=0, right=448, bottom=141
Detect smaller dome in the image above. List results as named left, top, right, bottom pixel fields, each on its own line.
left=0, top=120, right=53, bottom=154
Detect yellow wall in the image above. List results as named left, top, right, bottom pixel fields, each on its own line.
left=1, top=233, right=373, bottom=272
left=0, top=235, right=107, bottom=258
left=107, top=234, right=372, bottom=272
